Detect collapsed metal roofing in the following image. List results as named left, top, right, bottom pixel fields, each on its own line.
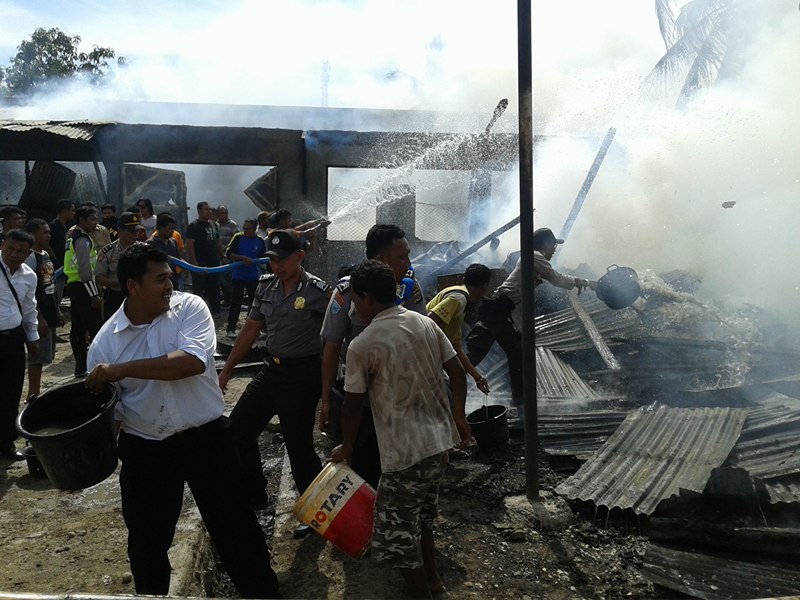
left=538, top=410, right=628, bottom=459
left=536, top=346, right=603, bottom=400
left=555, top=404, right=748, bottom=515
left=0, top=120, right=114, bottom=140
left=534, top=297, right=643, bottom=352
left=642, top=544, right=800, bottom=600
left=720, top=393, right=800, bottom=505
left=727, top=399, right=800, bottom=479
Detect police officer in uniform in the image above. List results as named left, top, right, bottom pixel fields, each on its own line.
left=64, top=205, right=102, bottom=377
left=218, top=229, right=331, bottom=510
left=95, top=212, right=144, bottom=321
left=320, top=224, right=426, bottom=489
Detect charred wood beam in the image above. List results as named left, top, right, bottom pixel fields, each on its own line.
left=648, top=518, right=800, bottom=561
left=568, top=295, right=621, bottom=370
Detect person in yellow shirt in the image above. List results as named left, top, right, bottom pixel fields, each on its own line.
left=426, top=263, right=492, bottom=394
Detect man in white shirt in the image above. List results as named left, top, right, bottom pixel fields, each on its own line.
left=331, top=260, right=470, bottom=598
left=0, top=229, right=39, bottom=461
left=86, top=244, right=278, bottom=598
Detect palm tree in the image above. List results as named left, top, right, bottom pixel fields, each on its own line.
left=642, top=0, right=773, bottom=108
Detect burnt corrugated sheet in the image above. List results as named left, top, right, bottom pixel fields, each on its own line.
left=0, top=120, right=113, bottom=140
left=538, top=410, right=628, bottom=458
left=728, top=397, right=800, bottom=477
left=642, top=544, right=800, bottom=599
left=723, top=394, right=800, bottom=504
left=536, top=346, right=600, bottom=400
left=465, top=342, right=514, bottom=414
left=761, top=478, right=800, bottom=505
left=555, top=405, right=748, bottom=515
left=534, top=297, right=644, bottom=352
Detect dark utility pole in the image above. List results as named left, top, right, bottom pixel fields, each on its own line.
left=517, top=0, right=538, bottom=501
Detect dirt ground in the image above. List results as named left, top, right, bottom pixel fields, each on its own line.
left=1, top=322, right=659, bottom=599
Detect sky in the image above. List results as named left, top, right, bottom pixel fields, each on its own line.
left=2, top=1, right=800, bottom=319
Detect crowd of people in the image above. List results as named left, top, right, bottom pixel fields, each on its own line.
left=0, top=196, right=570, bottom=599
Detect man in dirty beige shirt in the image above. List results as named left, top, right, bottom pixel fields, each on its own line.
left=331, top=260, right=470, bottom=598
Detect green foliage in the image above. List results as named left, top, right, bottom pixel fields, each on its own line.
left=0, top=27, right=125, bottom=97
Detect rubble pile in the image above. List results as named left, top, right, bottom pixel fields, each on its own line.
left=536, top=270, right=800, bottom=600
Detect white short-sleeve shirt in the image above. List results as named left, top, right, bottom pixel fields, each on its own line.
left=87, top=291, right=223, bottom=440
left=344, top=305, right=459, bottom=472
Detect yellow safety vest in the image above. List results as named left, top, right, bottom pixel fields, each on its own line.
left=63, top=231, right=97, bottom=284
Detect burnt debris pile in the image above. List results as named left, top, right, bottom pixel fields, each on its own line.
left=536, top=269, right=800, bottom=600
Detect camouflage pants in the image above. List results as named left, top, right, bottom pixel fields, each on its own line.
left=372, top=452, right=447, bottom=569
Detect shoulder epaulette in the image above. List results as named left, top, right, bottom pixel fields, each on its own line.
left=259, top=272, right=278, bottom=282
left=99, top=241, right=116, bottom=254
left=309, top=277, right=330, bottom=293
left=336, top=276, right=351, bottom=294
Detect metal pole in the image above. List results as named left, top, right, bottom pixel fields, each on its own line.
left=517, top=0, right=538, bottom=502
left=558, top=126, right=616, bottom=242
left=421, top=216, right=521, bottom=281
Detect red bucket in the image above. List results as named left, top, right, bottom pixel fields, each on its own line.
left=293, top=462, right=375, bottom=559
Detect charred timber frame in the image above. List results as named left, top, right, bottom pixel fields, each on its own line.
left=568, top=295, right=622, bottom=370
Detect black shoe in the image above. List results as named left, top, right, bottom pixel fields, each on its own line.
left=2, top=447, right=24, bottom=461
left=293, top=524, right=313, bottom=539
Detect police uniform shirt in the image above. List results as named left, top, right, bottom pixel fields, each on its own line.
left=249, top=268, right=330, bottom=358
left=321, top=273, right=427, bottom=368
left=95, top=240, right=124, bottom=292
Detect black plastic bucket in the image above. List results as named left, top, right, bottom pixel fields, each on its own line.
left=22, top=445, right=48, bottom=479
left=17, top=381, right=119, bottom=490
left=466, top=404, right=509, bottom=449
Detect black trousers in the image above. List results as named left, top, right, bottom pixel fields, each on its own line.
left=66, top=282, right=102, bottom=373
left=0, top=326, right=26, bottom=449
left=118, top=418, right=279, bottom=598
left=329, top=380, right=382, bottom=489
left=229, top=356, right=322, bottom=497
left=102, top=289, right=125, bottom=322
left=191, top=271, right=221, bottom=314
left=226, top=279, right=258, bottom=332
left=466, top=294, right=523, bottom=404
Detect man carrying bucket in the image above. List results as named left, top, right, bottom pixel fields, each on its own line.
left=331, top=260, right=470, bottom=598
left=426, top=262, right=493, bottom=395
left=320, top=223, right=427, bottom=489
left=86, top=244, right=279, bottom=598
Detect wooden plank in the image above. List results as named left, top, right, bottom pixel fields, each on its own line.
left=568, top=294, right=621, bottom=370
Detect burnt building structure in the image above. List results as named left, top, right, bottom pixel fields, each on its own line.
left=0, top=103, right=523, bottom=282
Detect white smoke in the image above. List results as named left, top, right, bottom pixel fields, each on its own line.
left=533, top=5, right=800, bottom=321
left=4, top=1, right=799, bottom=320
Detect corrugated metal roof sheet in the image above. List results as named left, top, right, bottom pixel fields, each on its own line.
left=727, top=409, right=800, bottom=480
left=761, top=478, right=800, bottom=505
left=717, top=394, right=800, bottom=504
left=642, top=544, right=800, bottom=600
left=555, top=404, right=748, bottom=515
left=534, top=297, right=644, bottom=352
left=538, top=410, right=628, bottom=458
left=536, top=346, right=601, bottom=400
left=0, top=120, right=114, bottom=141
